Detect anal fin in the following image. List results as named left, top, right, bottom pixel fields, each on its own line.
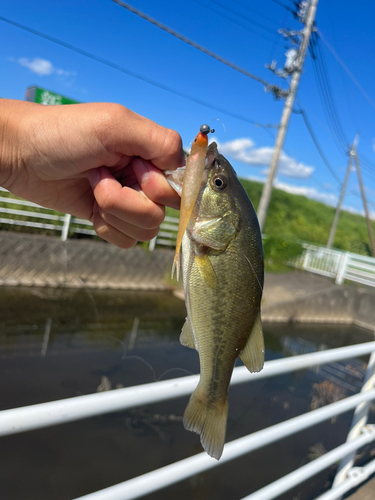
left=239, top=313, right=264, bottom=373
left=180, top=318, right=197, bottom=350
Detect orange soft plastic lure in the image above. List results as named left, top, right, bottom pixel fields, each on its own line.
left=172, top=124, right=214, bottom=280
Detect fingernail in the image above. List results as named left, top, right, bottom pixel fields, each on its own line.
left=134, top=159, right=150, bottom=185
left=87, top=168, right=101, bottom=189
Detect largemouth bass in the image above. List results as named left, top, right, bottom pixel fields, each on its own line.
left=167, top=141, right=264, bottom=460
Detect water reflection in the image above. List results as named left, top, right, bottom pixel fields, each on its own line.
left=0, top=287, right=374, bottom=500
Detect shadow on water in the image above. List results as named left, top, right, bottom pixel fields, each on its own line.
left=0, top=287, right=374, bottom=500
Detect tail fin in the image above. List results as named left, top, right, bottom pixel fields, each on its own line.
left=183, top=387, right=228, bottom=460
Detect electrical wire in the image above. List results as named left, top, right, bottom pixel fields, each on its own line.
left=202, top=0, right=281, bottom=37
left=231, top=0, right=281, bottom=27
left=111, top=0, right=271, bottom=88
left=268, top=0, right=296, bottom=15
left=318, top=30, right=375, bottom=113
left=294, top=106, right=342, bottom=185
left=310, top=32, right=349, bottom=153
left=0, top=14, right=275, bottom=130
left=191, top=0, right=286, bottom=47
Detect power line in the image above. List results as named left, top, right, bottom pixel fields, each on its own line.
left=231, top=0, right=282, bottom=27
left=0, top=15, right=275, bottom=129
left=294, top=105, right=342, bottom=185
left=318, top=30, right=375, bottom=113
left=268, top=0, right=297, bottom=15
left=201, top=0, right=282, bottom=38
left=310, top=32, right=349, bottom=153
left=192, top=0, right=286, bottom=47
left=111, top=0, right=272, bottom=88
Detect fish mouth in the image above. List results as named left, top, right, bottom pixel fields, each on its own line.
left=205, top=142, right=219, bottom=169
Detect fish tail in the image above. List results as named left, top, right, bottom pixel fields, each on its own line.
left=183, top=386, right=228, bottom=460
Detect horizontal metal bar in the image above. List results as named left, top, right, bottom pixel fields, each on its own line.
left=163, top=216, right=179, bottom=223
left=344, top=275, right=375, bottom=287
left=72, top=218, right=94, bottom=226
left=72, top=391, right=375, bottom=500
left=0, top=218, right=60, bottom=231
left=240, top=426, right=375, bottom=500
left=0, top=207, right=63, bottom=221
left=154, top=239, right=175, bottom=246
left=348, top=254, right=375, bottom=264
left=0, top=342, right=374, bottom=438
left=0, top=195, right=46, bottom=209
left=72, top=228, right=97, bottom=236
left=314, top=457, right=375, bottom=500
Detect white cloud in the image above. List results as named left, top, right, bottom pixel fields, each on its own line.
left=18, top=57, right=54, bottom=76
left=274, top=180, right=338, bottom=206
left=16, top=57, right=76, bottom=77
left=211, top=137, right=314, bottom=179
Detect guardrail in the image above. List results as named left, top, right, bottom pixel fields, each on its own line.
left=0, top=187, right=179, bottom=248
left=0, top=187, right=96, bottom=240
left=294, top=243, right=375, bottom=288
left=1, top=341, right=374, bottom=500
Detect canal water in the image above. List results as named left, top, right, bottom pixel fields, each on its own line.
left=0, top=287, right=373, bottom=500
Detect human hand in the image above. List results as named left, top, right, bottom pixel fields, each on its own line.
left=0, top=99, right=185, bottom=247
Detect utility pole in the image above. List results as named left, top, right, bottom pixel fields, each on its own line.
left=353, top=153, right=375, bottom=256
left=326, top=133, right=359, bottom=249
left=257, top=0, right=319, bottom=230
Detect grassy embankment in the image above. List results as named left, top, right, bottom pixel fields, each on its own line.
left=1, top=179, right=374, bottom=271
left=166, top=178, right=374, bottom=271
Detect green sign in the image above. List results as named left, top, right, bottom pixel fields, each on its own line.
left=25, top=86, right=80, bottom=105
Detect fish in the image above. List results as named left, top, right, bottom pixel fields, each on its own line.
left=166, top=141, right=264, bottom=460
left=171, top=124, right=214, bottom=281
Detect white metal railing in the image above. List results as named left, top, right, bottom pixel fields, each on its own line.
left=148, top=215, right=178, bottom=250
left=294, top=243, right=375, bottom=287
left=0, top=187, right=95, bottom=240
left=0, top=187, right=179, bottom=247
left=1, top=341, right=375, bottom=500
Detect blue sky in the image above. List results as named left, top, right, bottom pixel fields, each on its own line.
left=1, top=0, right=374, bottom=218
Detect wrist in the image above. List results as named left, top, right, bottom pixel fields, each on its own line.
left=0, top=99, right=31, bottom=190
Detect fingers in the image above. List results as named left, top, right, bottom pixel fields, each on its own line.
left=94, top=104, right=186, bottom=170
left=133, top=159, right=181, bottom=210
left=88, top=166, right=165, bottom=247
left=89, top=167, right=165, bottom=229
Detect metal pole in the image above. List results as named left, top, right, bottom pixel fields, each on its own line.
left=257, top=0, right=319, bottom=230
left=327, top=133, right=359, bottom=248
left=332, top=351, right=375, bottom=489
left=61, top=213, right=71, bottom=241
left=353, top=152, right=375, bottom=256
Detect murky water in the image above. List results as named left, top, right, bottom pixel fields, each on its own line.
left=0, top=287, right=373, bottom=500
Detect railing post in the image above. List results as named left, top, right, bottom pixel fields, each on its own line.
left=61, top=214, right=71, bottom=241
left=336, top=252, right=349, bottom=285
left=302, top=247, right=311, bottom=270
left=332, top=350, right=375, bottom=490
left=149, top=237, right=156, bottom=251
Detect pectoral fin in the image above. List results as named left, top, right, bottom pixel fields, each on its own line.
left=180, top=318, right=197, bottom=350
left=239, top=314, right=264, bottom=373
left=195, top=254, right=217, bottom=288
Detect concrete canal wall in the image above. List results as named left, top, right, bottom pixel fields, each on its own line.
left=0, top=231, right=173, bottom=290
left=0, top=231, right=374, bottom=331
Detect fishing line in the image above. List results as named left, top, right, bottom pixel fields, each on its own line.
left=157, top=367, right=195, bottom=381
left=210, top=118, right=226, bottom=133
left=244, top=254, right=263, bottom=293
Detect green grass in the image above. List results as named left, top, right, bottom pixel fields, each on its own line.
left=166, top=178, right=374, bottom=271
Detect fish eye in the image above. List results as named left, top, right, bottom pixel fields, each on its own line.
left=211, top=175, right=227, bottom=191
